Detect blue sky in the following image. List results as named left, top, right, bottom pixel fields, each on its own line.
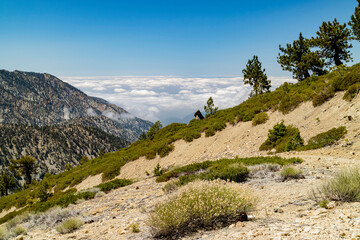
left=1, top=0, right=359, bottom=123
left=1, top=0, right=358, bottom=76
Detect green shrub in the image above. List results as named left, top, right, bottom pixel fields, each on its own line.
left=320, top=168, right=360, bottom=202
left=145, top=150, right=156, bottom=160
left=213, top=122, right=226, bottom=131
left=156, top=161, right=212, bottom=183
left=56, top=217, right=84, bottom=234
left=206, top=164, right=249, bottom=183
left=183, top=131, right=201, bottom=142
left=252, top=112, right=269, bottom=126
left=153, top=163, right=164, bottom=176
left=76, top=191, right=96, bottom=200
left=96, top=179, right=133, bottom=192
left=157, top=144, right=174, bottom=158
left=285, top=131, right=304, bottom=151
left=37, top=181, right=53, bottom=202
left=101, top=164, right=121, bottom=181
left=344, top=83, right=360, bottom=101
left=312, top=87, right=335, bottom=107
left=300, top=127, right=347, bottom=150
left=205, top=128, right=215, bottom=137
left=149, top=180, right=256, bottom=238
left=280, top=166, right=304, bottom=181
left=260, top=122, right=304, bottom=152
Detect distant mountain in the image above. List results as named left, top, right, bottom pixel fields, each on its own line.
left=0, top=70, right=153, bottom=142
left=0, top=123, right=130, bottom=180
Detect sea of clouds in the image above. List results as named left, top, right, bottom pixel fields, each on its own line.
left=61, top=76, right=295, bottom=125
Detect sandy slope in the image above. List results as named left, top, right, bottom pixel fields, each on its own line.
left=8, top=92, right=360, bottom=239
left=118, top=92, right=359, bottom=181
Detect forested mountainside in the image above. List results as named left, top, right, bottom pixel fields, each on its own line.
left=0, top=123, right=130, bottom=179
left=62, top=115, right=152, bottom=143
left=0, top=70, right=152, bottom=142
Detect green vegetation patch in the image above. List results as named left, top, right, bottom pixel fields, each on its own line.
left=149, top=180, right=256, bottom=239
left=299, top=126, right=347, bottom=150
left=156, top=156, right=302, bottom=185
left=95, top=179, right=133, bottom=192
left=261, top=123, right=346, bottom=153
left=252, top=112, right=269, bottom=126
left=260, top=122, right=304, bottom=153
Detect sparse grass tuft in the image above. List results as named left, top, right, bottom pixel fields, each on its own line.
left=12, top=224, right=27, bottom=237
left=95, top=191, right=106, bottom=198
left=252, top=112, right=269, bottom=126
left=320, top=168, right=360, bottom=202
left=130, top=222, right=140, bottom=233
left=249, top=164, right=281, bottom=179
left=56, top=217, right=84, bottom=234
left=280, top=166, right=304, bottom=181
left=162, top=179, right=180, bottom=194
left=318, top=200, right=329, bottom=209
left=0, top=226, right=8, bottom=240
left=148, top=180, right=256, bottom=239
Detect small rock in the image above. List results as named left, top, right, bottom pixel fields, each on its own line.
left=236, top=221, right=245, bottom=227
left=274, top=208, right=284, bottom=213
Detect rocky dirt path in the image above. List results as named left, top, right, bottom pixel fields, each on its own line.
left=21, top=150, right=360, bottom=240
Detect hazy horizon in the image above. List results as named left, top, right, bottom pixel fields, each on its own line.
left=60, top=74, right=296, bottom=124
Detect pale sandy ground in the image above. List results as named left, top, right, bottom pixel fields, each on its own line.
left=6, top=92, right=360, bottom=239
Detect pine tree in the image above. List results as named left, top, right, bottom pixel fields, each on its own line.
left=242, top=55, right=271, bottom=95
left=278, top=33, right=326, bottom=81
left=0, top=170, right=16, bottom=196
left=138, top=131, right=147, bottom=140
left=9, top=156, right=37, bottom=185
left=349, top=0, right=360, bottom=40
left=312, top=18, right=353, bottom=66
left=204, top=97, right=218, bottom=117
left=147, top=121, right=163, bottom=140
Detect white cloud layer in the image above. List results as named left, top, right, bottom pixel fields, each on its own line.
left=61, top=75, right=295, bottom=125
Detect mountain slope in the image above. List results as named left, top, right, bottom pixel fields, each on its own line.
left=9, top=90, right=360, bottom=240
left=1, top=65, right=360, bottom=239
left=0, top=124, right=129, bottom=179
left=0, top=70, right=152, bottom=142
